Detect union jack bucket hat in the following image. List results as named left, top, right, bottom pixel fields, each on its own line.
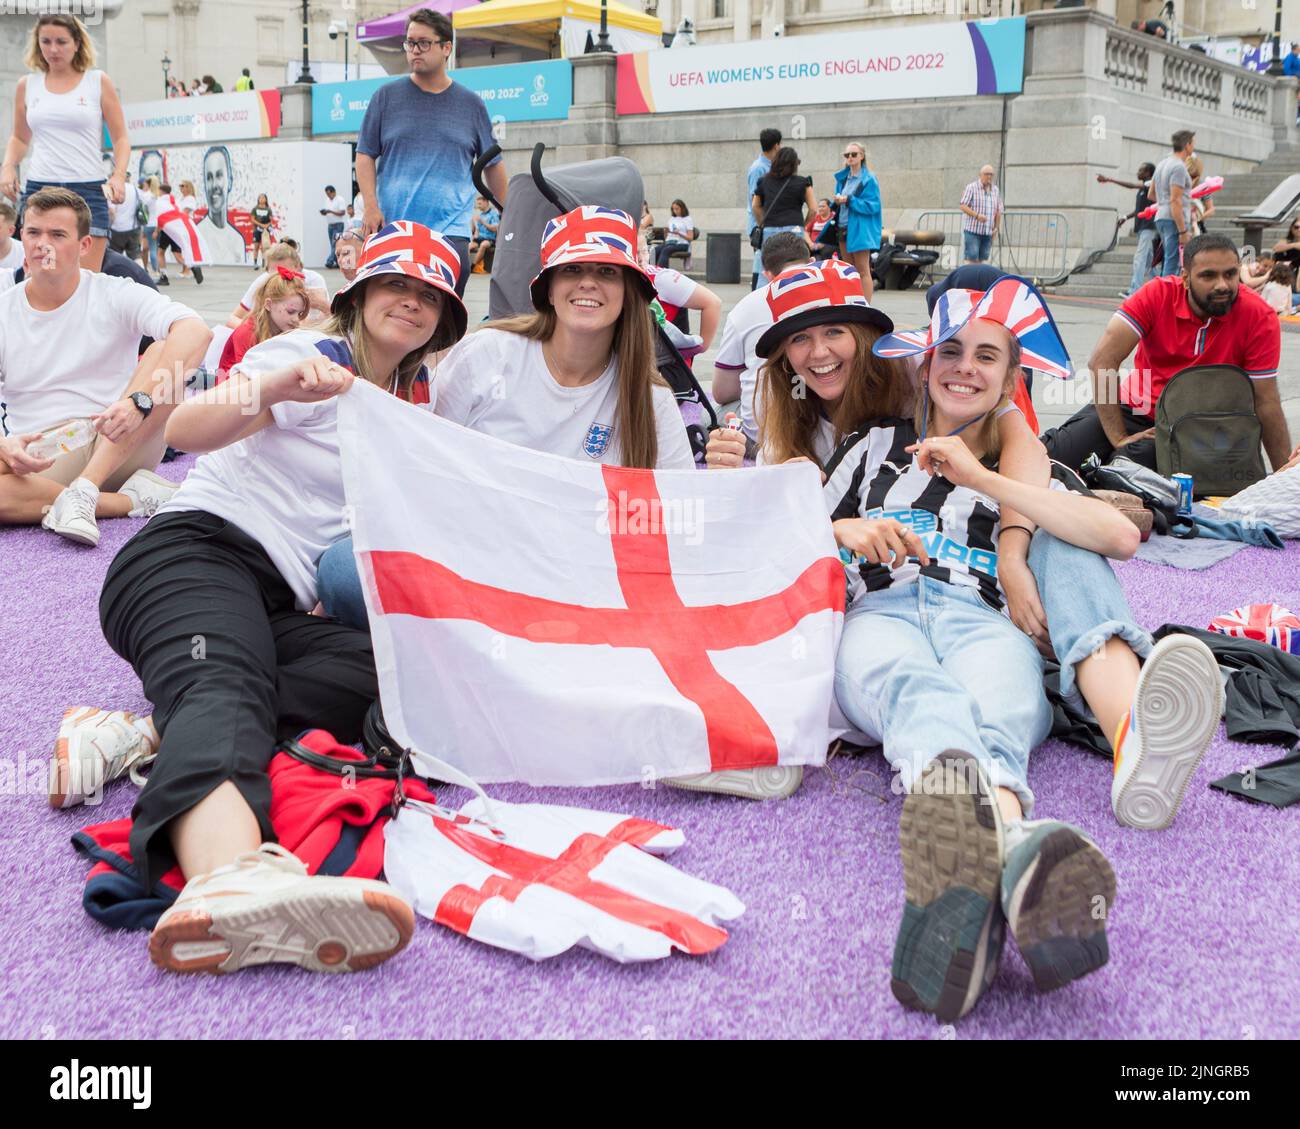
left=529, top=205, right=656, bottom=310
left=754, top=260, right=894, bottom=358
left=872, top=274, right=1072, bottom=380
left=332, top=220, right=468, bottom=343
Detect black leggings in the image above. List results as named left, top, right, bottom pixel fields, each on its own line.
left=1040, top=403, right=1157, bottom=474
left=100, top=511, right=378, bottom=891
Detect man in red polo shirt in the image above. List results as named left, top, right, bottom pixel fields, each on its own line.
left=1044, top=233, right=1292, bottom=473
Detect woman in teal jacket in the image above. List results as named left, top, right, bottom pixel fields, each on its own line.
left=833, top=142, right=882, bottom=300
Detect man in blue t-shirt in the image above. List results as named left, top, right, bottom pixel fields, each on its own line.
left=356, top=9, right=507, bottom=296
left=747, top=128, right=781, bottom=290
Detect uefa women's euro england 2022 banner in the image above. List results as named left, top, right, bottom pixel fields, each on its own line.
left=616, top=18, right=1025, bottom=115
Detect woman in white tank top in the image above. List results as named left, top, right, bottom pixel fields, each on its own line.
left=1, top=12, right=130, bottom=272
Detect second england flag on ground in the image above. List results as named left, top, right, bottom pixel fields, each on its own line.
left=338, top=382, right=846, bottom=786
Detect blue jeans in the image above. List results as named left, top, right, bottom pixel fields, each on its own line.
left=317, top=535, right=369, bottom=631
left=21, top=178, right=111, bottom=238
left=1154, top=217, right=1182, bottom=276
left=1026, top=531, right=1152, bottom=711
left=325, top=221, right=345, bottom=267
left=143, top=225, right=158, bottom=271
left=962, top=229, right=993, bottom=262
left=834, top=578, right=1052, bottom=813
left=1128, top=226, right=1157, bottom=294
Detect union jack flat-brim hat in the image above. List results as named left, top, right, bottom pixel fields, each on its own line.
left=872, top=274, right=1072, bottom=380
left=332, top=221, right=468, bottom=343
left=754, top=260, right=894, bottom=358
left=529, top=205, right=656, bottom=310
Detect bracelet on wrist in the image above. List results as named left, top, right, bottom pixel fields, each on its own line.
left=1000, top=524, right=1035, bottom=539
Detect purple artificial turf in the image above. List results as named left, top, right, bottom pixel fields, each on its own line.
left=2, top=457, right=1297, bottom=1039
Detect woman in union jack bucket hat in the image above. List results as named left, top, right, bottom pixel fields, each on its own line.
left=55, top=222, right=477, bottom=979
left=429, top=204, right=695, bottom=473
left=820, top=273, right=1222, bottom=1022
left=705, top=259, right=909, bottom=471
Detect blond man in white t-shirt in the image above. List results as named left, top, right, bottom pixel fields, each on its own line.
left=0, top=187, right=211, bottom=546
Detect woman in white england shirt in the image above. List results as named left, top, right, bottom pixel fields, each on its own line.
left=315, top=205, right=695, bottom=631
left=1, top=12, right=130, bottom=273
left=55, top=224, right=468, bottom=977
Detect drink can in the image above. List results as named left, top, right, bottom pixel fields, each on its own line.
left=723, top=411, right=742, bottom=432
left=1172, top=472, right=1194, bottom=515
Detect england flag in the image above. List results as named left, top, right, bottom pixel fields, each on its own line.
left=337, top=382, right=845, bottom=786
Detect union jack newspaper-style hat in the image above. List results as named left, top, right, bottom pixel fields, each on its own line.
left=332, top=220, right=468, bottom=343
left=529, top=205, right=656, bottom=309
left=872, top=274, right=1073, bottom=380
left=754, top=260, right=894, bottom=358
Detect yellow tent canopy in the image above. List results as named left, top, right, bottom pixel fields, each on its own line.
left=454, top=0, right=661, bottom=35
left=453, top=0, right=663, bottom=56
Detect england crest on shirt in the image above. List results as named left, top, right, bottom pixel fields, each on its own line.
left=583, top=422, right=613, bottom=459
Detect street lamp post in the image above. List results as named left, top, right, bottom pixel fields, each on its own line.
left=330, top=20, right=351, bottom=81
left=1267, top=0, right=1285, bottom=76
left=594, top=0, right=613, bottom=52
left=161, top=52, right=171, bottom=97
left=299, top=0, right=315, bottom=83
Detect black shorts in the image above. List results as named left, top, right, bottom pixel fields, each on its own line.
left=158, top=231, right=179, bottom=253
left=252, top=225, right=269, bottom=245
left=109, top=228, right=140, bottom=254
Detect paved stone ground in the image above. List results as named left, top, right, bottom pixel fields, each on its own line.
left=186, top=266, right=1300, bottom=447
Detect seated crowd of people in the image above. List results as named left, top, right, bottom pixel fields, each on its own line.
left=2, top=180, right=1297, bottom=1026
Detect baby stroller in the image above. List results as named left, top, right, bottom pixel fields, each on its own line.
left=472, top=142, right=718, bottom=462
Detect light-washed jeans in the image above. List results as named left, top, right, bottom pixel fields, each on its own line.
left=1128, top=226, right=1158, bottom=294
left=834, top=577, right=1052, bottom=813
left=1154, top=217, right=1181, bottom=276
left=1026, top=530, right=1153, bottom=711
left=317, top=535, right=368, bottom=631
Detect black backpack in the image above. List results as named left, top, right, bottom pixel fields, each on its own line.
left=1155, top=364, right=1267, bottom=497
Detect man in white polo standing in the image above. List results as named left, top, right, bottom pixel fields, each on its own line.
left=958, top=164, right=1003, bottom=265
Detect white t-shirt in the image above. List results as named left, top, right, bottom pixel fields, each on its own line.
left=0, top=268, right=16, bottom=295
left=666, top=215, right=694, bottom=242
left=323, top=193, right=346, bottom=221
left=0, top=270, right=200, bottom=435
left=713, top=285, right=777, bottom=442
left=156, top=330, right=353, bottom=611
left=109, top=181, right=141, bottom=233
left=0, top=240, right=23, bottom=270
left=179, top=194, right=198, bottom=215
left=239, top=268, right=328, bottom=311
left=24, top=69, right=105, bottom=183
left=432, top=329, right=696, bottom=470
left=646, top=265, right=697, bottom=312
left=196, top=216, right=247, bottom=264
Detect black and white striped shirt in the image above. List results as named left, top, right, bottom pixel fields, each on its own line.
left=824, top=417, right=1006, bottom=610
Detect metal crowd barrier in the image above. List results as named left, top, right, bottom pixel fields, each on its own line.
left=915, top=211, right=1071, bottom=285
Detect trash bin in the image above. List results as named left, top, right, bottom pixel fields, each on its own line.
left=705, top=231, right=741, bottom=285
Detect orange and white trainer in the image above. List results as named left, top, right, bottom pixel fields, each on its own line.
left=51, top=707, right=159, bottom=809
left=1111, top=635, right=1224, bottom=830
left=149, top=844, right=416, bottom=975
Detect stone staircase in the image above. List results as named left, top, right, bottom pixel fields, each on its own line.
left=1050, top=143, right=1300, bottom=299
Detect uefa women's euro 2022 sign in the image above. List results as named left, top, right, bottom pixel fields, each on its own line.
left=615, top=18, right=1026, bottom=115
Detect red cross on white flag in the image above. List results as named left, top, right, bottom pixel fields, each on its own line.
left=338, top=383, right=845, bottom=786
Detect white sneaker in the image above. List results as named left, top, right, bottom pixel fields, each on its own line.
left=41, top=477, right=100, bottom=546
left=1111, top=634, right=1225, bottom=830
left=118, top=468, right=178, bottom=517
left=664, top=765, right=803, bottom=800
left=50, top=706, right=158, bottom=809
left=149, top=844, right=416, bottom=975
